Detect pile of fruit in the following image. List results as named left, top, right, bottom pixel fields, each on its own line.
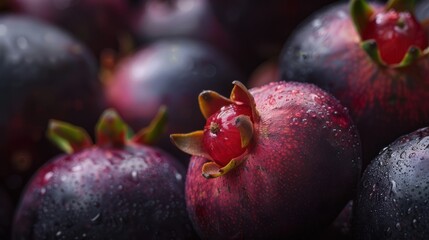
left=1, top=0, right=429, bottom=239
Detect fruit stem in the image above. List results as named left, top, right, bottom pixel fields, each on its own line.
left=350, top=0, right=375, bottom=36
left=47, top=120, right=93, bottom=154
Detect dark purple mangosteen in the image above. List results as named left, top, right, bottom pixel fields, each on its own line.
left=104, top=39, right=243, bottom=161
left=0, top=15, right=105, bottom=199
left=10, top=0, right=132, bottom=57
left=353, top=127, right=429, bottom=239
left=13, top=108, right=197, bottom=240
left=280, top=0, right=429, bottom=168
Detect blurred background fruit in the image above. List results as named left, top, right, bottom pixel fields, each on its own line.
left=0, top=15, right=105, bottom=201
left=104, top=39, right=243, bottom=162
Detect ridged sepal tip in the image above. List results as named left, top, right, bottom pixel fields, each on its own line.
left=47, top=120, right=93, bottom=154
left=350, top=0, right=375, bottom=36
left=96, top=109, right=133, bottom=148
left=201, top=150, right=248, bottom=179
left=133, top=105, right=168, bottom=145
left=170, top=131, right=213, bottom=160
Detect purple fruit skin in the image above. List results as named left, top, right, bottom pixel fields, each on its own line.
left=0, top=15, right=105, bottom=200
left=13, top=144, right=197, bottom=239
left=354, top=127, right=429, bottom=240
left=11, top=0, right=132, bottom=56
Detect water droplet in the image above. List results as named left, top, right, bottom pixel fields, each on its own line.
left=400, top=151, right=406, bottom=158
left=118, top=185, right=123, bottom=190
left=44, top=171, right=53, bottom=181
left=409, top=153, right=416, bottom=158
left=40, top=188, right=46, bottom=195
left=56, top=231, right=62, bottom=236
left=390, top=180, right=398, bottom=196
left=175, top=172, right=182, bottom=181
left=385, top=227, right=392, bottom=236
left=312, top=19, right=322, bottom=28
left=131, top=171, right=138, bottom=181
left=395, top=222, right=401, bottom=231
left=412, top=219, right=418, bottom=228
left=91, top=213, right=102, bottom=224
left=72, top=165, right=82, bottom=172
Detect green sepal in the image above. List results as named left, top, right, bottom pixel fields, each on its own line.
left=350, top=0, right=375, bottom=35
left=385, top=0, right=415, bottom=13
left=361, top=40, right=387, bottom=66
left=394, top=46, right=421, bottom=68
left=96, top=109, right=132, bottom=148
left=47, top=120, right=93, bottom=154
left=133, top=106, right=168, bottom=145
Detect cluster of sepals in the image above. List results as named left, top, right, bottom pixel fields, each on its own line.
left=351, top=0, right=429, bottom=67
left=47, top=107, right=167, bottom=153
left=171, top=81, right=260, bottom=179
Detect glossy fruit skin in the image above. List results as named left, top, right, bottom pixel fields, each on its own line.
left=11, top=0, right=132, bottom=57
left=13, top=144, right=197, bottom=239
left=353, top=127, right=429, bottom=240
left=105, top=39, right=243, bottom=161
left=185, top=81, right=362, bottom=239
left=280, top=2, right=429, bottom=169
left=0, top=15, right=105, bottom=199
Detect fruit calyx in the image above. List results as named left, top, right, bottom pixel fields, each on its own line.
left=47, top=107, right=167, bottom=153
left=170, top=81, right=259, bottom=179
left=350, top=0, right=429, bottom=67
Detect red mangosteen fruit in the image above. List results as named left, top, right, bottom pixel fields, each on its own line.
left=105, top=39, right=243, bottom=162
left=353, top=127, right=429, bottom=239
left=13, top=108, right=197, bottom=239
left=0, top=15, right=105, bottom=200
left=280, top=0, right=429, bottom=169
left=171, top=81, right=362, bottom=239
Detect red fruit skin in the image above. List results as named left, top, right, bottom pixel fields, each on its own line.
left=13, top=145, right=197, bottom=239
left=280, top=2, right=429, bottom=168
left=185, top=82, right=362, bottom=239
